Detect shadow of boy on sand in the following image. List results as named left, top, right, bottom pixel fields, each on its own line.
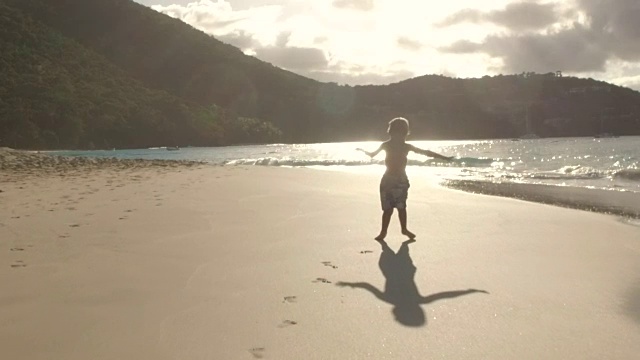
left=337, top=239, right=488, bottom=327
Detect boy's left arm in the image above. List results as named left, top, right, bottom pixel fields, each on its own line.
left=409, top=145, right=454, bottom=161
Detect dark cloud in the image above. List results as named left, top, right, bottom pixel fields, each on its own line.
left=486, top=27, right=609, bottom=73
left=488, top=2, right=559, bottom=31
left=332, top=0, right=374, bottom=11
left=579, top=0, right=640, bottom=61
left=396, top=37, right=422, bottom=51
left=438, top=1, right=559, bottom=31
left=440, top=0, right=640, bottom=75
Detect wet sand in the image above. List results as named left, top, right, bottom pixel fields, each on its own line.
left=2, top=151, right=640, bottom=359
left=446, top=179, right=640, bottom=218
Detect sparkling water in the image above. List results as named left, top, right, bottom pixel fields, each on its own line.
left=52, top=136, right=640, bottom=193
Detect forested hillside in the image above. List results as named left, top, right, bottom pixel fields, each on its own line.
left=1, top=0, right=639, bottom=150
left=0, top=0, right=281, bottom=149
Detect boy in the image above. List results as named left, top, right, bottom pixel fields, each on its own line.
left=357, top=117, right=453, bottom=241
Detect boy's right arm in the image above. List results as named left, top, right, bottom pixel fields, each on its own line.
left=356, top=142, right=385, bottom=158
left=410, top=145, right=454, bottom=161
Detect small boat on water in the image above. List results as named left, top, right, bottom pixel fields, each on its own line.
left=166, top=146, right=180, bottom=151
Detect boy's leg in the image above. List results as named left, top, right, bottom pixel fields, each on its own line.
left=376, top=209, right=393, bottom=240
left=398, top=208, right=416, bottom=239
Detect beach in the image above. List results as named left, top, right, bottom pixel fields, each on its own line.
left=2, top=151, right=640, bottom=359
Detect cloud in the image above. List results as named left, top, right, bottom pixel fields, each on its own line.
left=614, top=74, right=640, bottom=91
left=578, top=0, right=640, bottom=61
left=396, top=36, right=422, bottom=51
left=332, top=0, right=375, bottom=11
left=443, top=26, right=609, bottom=73
left=439, top=0, right=640, bottom=76
left=143, top=0, right=640, bottom=87
left=152, top=0, right=243, bottom=31
left=151, top=0, right=282, bottom=39
left=438, top=1, right=560, bottom=31
left=441, top=40, right=480, bottom=54
left=217, top=29, right=258, bottom=49
left=254, top=32, right=328, bottom=71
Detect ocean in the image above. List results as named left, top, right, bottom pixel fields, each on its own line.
left=52, top=136, right=640, bottom=194
left=52, top=136, right=640, bottom=218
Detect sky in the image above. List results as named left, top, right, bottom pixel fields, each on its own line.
left=134, top=0, right=640, bottom=90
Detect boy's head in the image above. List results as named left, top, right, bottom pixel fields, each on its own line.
left=387, top=117, right=410, bottom=138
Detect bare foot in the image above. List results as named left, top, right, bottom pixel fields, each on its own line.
left=402, top=229, right=416, bottom=239
left=375, top=232, right=387, bottom=241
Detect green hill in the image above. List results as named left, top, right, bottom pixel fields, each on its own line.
left=0, top=0, right=280, bottom=149
left=1, top=0, right=639, bottom=150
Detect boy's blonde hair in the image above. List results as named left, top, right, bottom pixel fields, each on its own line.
left=387, top=117, right=410, bottom=137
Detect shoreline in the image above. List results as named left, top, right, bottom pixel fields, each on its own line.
left=3, top=147, right=640, bottom=220
left=444, top=179, right=640, bottom=219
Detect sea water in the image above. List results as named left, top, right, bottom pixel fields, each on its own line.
left=52, top=136, right=640, bottom=194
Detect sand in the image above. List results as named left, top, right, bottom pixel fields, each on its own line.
left=2, top=154, right=640, bottom=359
left=446, top=179, right=640, bottom=218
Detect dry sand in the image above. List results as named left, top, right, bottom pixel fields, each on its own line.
left=1, top=154, right=640, bottom=359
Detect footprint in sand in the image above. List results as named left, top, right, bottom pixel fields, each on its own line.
left=69, top=224, right=81, bottom=228
left=11, top=261, right=26, bottom=268
left=283, top=296, right=297, bottom=303
left=59, top=234, right=70, bottom=239
left=313, top=277, right=332, bottom=284
left=360, top=250, right=373, bottom=254
left=10, top=248, right=24, bottom=252
left=278, top=320, right=298, bottom=328
left=321, top=261, right=338, bottom=269
left=249, top=347, right=266, bottom=359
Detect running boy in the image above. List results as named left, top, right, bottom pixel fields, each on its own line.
left=357, top=117, right=454, bottom=241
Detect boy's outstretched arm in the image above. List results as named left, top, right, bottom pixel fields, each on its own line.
left=420, top=289, right=489, bottom=305
left=356, top=143, right=385, bottom=158
left=409, top=145, right=454, bottom=161
left=336, top=281, right=389, bottom=303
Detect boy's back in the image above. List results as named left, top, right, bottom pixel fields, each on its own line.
left=381, top=140, right=411, bottom=175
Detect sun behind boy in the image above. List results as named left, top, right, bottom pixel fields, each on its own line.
left=357, top=117, right=454, bottom=241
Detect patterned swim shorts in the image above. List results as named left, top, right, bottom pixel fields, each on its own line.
left=379, top=173, right=410, bottom=211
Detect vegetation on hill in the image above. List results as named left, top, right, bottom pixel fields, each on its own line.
left=1, top=0, right=639, bottom=150
left=0, top=0, right=281, bottom=149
